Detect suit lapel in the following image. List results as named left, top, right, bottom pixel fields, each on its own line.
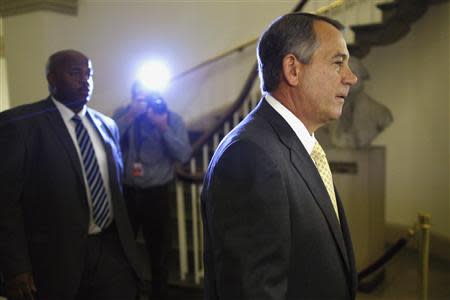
left=256, top=99, right=351, bottom=271
left=43, top=98, right=85, bottom=186
left=290, top=147, right=350, bottom=270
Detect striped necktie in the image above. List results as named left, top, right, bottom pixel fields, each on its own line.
left=310, top=141, right=340, bottom=221
left=72, top=115, right=110, bottom=229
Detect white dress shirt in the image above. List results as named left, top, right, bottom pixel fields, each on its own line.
left=265, top=93, right=317, bottom=154
left=52, top=98, right=113, bottom=234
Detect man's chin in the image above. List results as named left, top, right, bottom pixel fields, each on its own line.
left=333, top=106, right=344, bottom=120
left=65, top=99, right=88, bottom=112
left=72, top=98, right=88, bottom=105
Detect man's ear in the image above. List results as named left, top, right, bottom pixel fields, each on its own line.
left=47, top=72, right=55, bottom=86
left=281, top=54, right=301, bottom=87
left=47, top=73, right=55, bottom=93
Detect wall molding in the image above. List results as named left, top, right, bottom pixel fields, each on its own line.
left=0, top=0, right=78, bottom=17
left=386, top=222, right=450, bottom=263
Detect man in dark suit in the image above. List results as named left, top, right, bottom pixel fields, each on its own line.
left=201, top=13, right=358, bottom=300
left=0, top=50, right=141, bottom=300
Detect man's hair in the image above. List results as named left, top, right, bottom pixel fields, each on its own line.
left=45, top=49, right=87, bottom=77
left=257, top=13, right=344, bottom=93
left=45, top=49, right=88, bottom=93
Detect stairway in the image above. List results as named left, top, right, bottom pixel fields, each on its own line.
left=168, top=0, right=439, bottom=290
left=349, top=0, right=429, bottom=58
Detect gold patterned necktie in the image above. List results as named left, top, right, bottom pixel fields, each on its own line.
left=310, top=141, right=340, bottom=221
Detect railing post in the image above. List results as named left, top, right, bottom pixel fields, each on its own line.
left=223, top=121, right=231, bottom=135
left=417, top=212, right=431, bottom=300
left=242, top=100, right=249, bottom=117
left=233, top=112, right=239, bottom=127
left=190, top=159, right=201, bottom=284
left=213, top=134, right=219, bottom=150
left=176, top=180, right=188, bottom=281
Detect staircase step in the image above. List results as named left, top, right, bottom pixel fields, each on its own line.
left=139, top=283, right=203, bottom=300
left=348, top=43, right=371, bottom=59
left=168, top=275, right=203, bottom=291
left=351, top=22, right=410, bottom=46
left=395, top=0, right=428, bottom=23
left=377, top=1, right=399, bottom=23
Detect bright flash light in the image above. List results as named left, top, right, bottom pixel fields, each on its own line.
left=136, top=61, right=171, bottom=93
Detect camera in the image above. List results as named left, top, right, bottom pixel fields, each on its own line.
left=145, top=95, right=167, bottom=115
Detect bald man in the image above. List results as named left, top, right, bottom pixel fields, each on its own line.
left=0, top=50, right=141, bottom=300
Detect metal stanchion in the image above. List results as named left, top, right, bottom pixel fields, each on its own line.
left=417, top=213, right=431, bottom=300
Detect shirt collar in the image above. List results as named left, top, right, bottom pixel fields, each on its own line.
left=265, top=93, right=316, bottom=154
left=52, top=96, right=87, bottom=122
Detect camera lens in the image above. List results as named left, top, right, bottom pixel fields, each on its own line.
left=147, top=97, right=167, bottom=114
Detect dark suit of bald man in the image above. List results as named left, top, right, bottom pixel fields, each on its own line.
left=0, top=97, right=142, bottom=300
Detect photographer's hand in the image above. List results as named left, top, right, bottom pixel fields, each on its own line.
left=129, top=100, right=147, bottom=116
left=147, top=108, right=169, bottom=132
left=123, top=99, right=146, bottom=123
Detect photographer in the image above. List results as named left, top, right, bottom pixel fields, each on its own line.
left=113, top=81, right=192, bottom=300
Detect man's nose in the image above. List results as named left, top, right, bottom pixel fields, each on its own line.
left=81, top=73, right=91, bottom=84
left=344, top=66, right=358, bottom=86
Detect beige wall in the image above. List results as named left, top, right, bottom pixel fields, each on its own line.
left=363, top=2, right=450, bottom=237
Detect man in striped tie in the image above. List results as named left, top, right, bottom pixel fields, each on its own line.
left=0, top=50, right=141, bottom=300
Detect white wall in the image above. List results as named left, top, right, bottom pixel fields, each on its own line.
left=363, top=2, right=450, bottom=237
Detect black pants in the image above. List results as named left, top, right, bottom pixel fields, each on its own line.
left=124, top=183, right=172, bottom=300
left=75, top=224, right=138, bottom=300
left=32, top=224, right=138, bottom=300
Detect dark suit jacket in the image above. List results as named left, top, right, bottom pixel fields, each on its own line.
left=0, top=97, right=142, bottom=297
left=201, top=99, right=357, bottom=300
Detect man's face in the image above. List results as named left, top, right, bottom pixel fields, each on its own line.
left=297, top=21, right=357, bottom=130
left=133, top=85, right=150, bottom=102
left=48, top=52, right=94, bottom=109
left=132, top=85, right=151, bottom=112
